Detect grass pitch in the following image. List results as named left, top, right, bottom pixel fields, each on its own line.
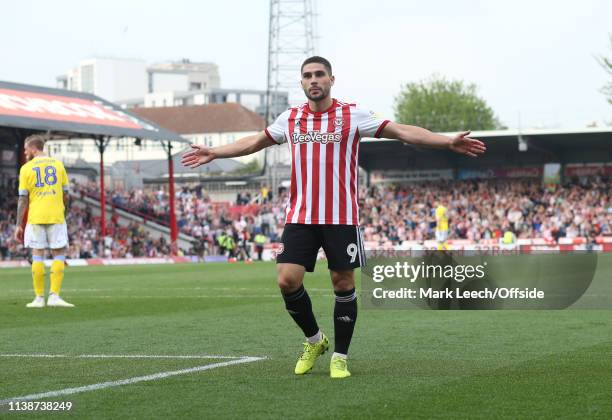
left=1, top=259, right=612, bottom=419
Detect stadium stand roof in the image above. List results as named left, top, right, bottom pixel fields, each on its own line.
left=0, top=80, right=189, bottom=254
left=0, top=80, right=187, bottom=143
left=131, top=103, right=265, bottom=134
left=112, top=153, right=245, bottom=180
left=360, top=127, right=612, bottom=171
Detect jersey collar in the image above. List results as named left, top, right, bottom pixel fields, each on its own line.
left=305, top=98, right=337, bottom=115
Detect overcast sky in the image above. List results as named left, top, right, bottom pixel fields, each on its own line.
left=2, top=0, right=611, bottom=129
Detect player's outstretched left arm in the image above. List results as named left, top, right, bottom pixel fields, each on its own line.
left=380, top=122, right=486, bottom=158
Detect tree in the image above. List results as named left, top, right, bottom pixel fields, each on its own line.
left=394, top=75, right=504, bottom=132
left=597, top=34, right=612, bottom=105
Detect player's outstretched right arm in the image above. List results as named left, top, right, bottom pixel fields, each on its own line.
left=181, top=131, right=275, bottom=169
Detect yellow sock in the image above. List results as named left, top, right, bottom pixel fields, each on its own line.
left=31, top=260, right=45, bottom=297
left=50, top=258, right=65, bottom=295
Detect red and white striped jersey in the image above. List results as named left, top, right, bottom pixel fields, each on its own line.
left=265, top=98, right=389, bottom=225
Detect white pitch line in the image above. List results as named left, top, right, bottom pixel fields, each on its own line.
left=0, top=356, right=265, bottom=405
left=0, top=353, right=263, bottom=360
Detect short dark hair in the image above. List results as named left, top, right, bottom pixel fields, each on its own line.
left=24, top=134, right=46, bottom=151
left=301, top=56, right=332, bottom=75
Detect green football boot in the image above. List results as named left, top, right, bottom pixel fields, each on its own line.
left=294, top=333, right=329, bottom=375
left=330, top=355, right=351, bottom=379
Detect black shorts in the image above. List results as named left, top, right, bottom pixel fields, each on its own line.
left=276, top=224, right=366, bottom=272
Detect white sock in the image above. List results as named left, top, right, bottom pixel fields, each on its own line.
left=307, top=331, right=322, bottom=344
left=332, top=352, right=347, bottom=360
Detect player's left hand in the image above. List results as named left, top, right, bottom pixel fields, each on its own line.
left=449, top=131, right=486, bottom=157
left=14, top=226, right=24, bottom=243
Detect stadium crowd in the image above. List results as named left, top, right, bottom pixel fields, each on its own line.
left=360, top=178, right=611, bottom=245
left=0, top=188, right=174, bottom=260
left=76, top=181, right=284, bottom=258
left=1, top=176, right=610, bottom=260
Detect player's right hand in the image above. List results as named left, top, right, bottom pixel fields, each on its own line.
left=181, top=144, right=216, bottom=168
